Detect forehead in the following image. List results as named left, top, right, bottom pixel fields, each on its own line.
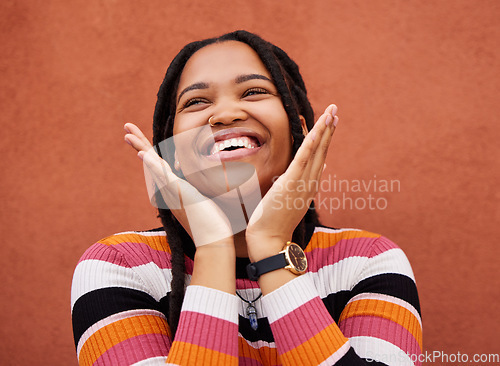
left=177, top=41, right=271, bottom=89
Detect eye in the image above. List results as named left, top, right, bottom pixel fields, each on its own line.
left=242, top=87, right=270, bottom=98
left=182, top=97, right=209, bottom=109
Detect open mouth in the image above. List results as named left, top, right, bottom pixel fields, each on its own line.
left=210, top=135, right=260, bottom=155
left=201, top=128, right=264, bottom=160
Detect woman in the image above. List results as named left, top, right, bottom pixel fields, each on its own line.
left=72, top=30, right=422, bottom=365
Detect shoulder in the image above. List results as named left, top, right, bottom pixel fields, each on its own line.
left=306, top=225, right=395, bottom=256
left=76, top=228, right=171, bottom=266
left=305, top=224, right=416, bottom=284
left=71, top=228, right=173, bottom=307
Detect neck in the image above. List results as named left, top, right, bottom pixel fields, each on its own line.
left=234, top=230, right=248, bottom=257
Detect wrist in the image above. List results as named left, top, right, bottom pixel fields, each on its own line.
left=192, top=239, right=236, bottom=294
left=246, top=236, right=286, bottom=262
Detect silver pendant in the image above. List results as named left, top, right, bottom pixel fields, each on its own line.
left=246, top=303, right=258, bottom=331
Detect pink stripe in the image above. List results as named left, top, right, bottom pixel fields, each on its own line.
left=78, top=243, right=130, bottom=266
left=270, top=297, right=333, bottom=353
left=236, top=278, right=260, bottom=289
left=78, top=242, right=174, bottom=269
left=369, top=236, right=399, bottom=256
left=94, top=333, right=170, bottom=366
left=339, top=316, right=421, bottom=358
left=306, top=236, right=398, bottom=272
left=175, top=311, right=238, bottom=356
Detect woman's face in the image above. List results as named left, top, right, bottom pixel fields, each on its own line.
left=173, top=41, right=292, bottom=198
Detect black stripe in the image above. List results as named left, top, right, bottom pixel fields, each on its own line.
left=237, top=315, right=274, bottom=343
left=72, top=287, right=169, bottom=347
left=321, top=290, right=353, bottom=323
left=336, top=347, right=388, bottom=365
left=351, top=273, right=421, bottom=316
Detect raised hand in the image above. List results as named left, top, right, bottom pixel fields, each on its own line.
left=245, top=104, right=338, bottom=262
left=124, top=123, right=234, bottom=247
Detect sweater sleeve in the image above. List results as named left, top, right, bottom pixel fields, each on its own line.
left=261, top=235, right=422, bottom=366
left=71, top=240, right=239, bottom=366
left=166, top=285, right=239, bottom=365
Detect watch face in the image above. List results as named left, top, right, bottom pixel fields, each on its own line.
left=288, top=243, right=307, bottom=272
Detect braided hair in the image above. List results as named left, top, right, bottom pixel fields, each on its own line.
left=152, top=30, right=320, bottom=336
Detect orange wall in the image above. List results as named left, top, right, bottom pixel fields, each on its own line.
left=1, top=1, right=498, bottom=364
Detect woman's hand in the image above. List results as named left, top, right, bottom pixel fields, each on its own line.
left=124, top=123, right=234, bottom=248
left=245, top=105, right=338, bottom=262
left=125, top=123, right=237, bottom=293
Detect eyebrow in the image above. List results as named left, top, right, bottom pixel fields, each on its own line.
left=177, top=73, right=273, bottom=104
left=235, top=73, right=272, bottom=84
left=177, top=82, right=210, bottom=103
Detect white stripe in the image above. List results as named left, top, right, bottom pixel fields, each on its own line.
left=308, top=249, right=415, bottom=299
left=76, top=309, right=166, bottom=356
left=181, top=285, right=239, bottom=324
left=358, top=248, right=415, bottom=282
left=71, top=260, right=148, bottom=308
left=114, top=230, right=166, bottom=237
left=133, top=356, right=168, bottom=365
left=128, top=262, right=173, bottom=301
left=310, top=256, right=368, bottom=297
left=319, top=340, right=351, bottom=366
left=262, top=273, right=318, bottom=323
left=348, top=293, right=422, bottom=328
left=314, top=227, right=362, bottom=234
left=71, top=260, right=171, bottom=308
left=238, top=334, right=276, bottom=350
left=350, top=336, right=415, bottom=366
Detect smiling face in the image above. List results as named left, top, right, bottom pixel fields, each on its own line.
left=172, top=41, right=293, bottom=197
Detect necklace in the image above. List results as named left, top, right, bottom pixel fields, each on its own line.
left=236, top=290, right=262, bottom=331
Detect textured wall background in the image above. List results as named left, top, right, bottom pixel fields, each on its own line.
left=1, top=1, right=498, bottom=364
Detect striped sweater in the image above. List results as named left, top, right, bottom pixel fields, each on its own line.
left=71, top=225, right=422, bottom=365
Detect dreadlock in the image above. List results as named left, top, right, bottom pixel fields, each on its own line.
left=152, top=30, right=319, bottom=337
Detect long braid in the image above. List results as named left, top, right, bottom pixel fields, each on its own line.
left=152, top=30, right=320, bottom=337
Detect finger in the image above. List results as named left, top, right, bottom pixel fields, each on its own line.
left=126, top=133, right=153, bottom=153
left=287, top=105, right=334, bottom=180
left=139, top=149, right=174, bottom=182
left=124, top=123, right=153, bottom=152
left=311, top=113, right=338, bottom=182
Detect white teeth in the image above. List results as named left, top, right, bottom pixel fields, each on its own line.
left=211, top=136, right=258, bottom=154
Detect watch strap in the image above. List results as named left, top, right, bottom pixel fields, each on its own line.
left=246, top=253, right=287, bottom=281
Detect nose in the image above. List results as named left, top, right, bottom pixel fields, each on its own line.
left=209, top=100, right=248, bottom=127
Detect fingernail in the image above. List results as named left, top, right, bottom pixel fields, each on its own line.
left=137, top=151, right=144, bottom=161
left=331, top=105, right=338, bottom=117
left=124, top=137, right=132, bottom=145
left=323, top=163, right=327, bottom=172
left=311, top=131, right=317, bottom=141
left=333, top=116, right=339, bottom=128
left=325, top=115, right=332, bottom=126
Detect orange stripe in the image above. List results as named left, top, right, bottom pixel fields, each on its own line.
left=238, top=337, right=279, bottom=365
left=280, top=323, right=348, bottom=365
left=168, top=341, right=238, bottom=366
left=339, top=299, right=422, bottom=349
left=99, top=232, right=171, bottom=253
left=79, top=314, right=170, bottom=366
left=305, top=230, right=380, bottom=252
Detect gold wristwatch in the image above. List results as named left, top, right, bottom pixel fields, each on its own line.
left=246, top=242, right=308, bottom=281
